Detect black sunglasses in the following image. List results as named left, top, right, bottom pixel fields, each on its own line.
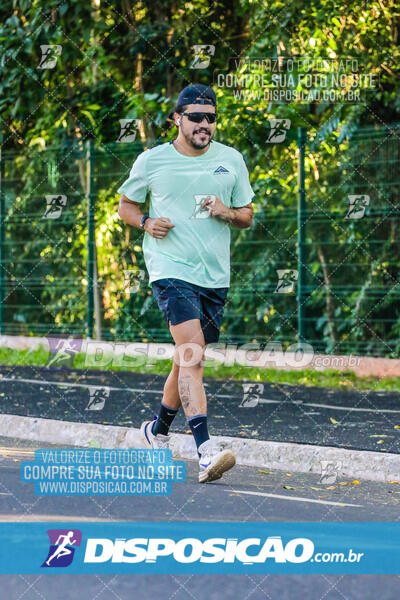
left=181, top=112, right=217, bottom=124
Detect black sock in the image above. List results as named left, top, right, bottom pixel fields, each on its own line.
left=151, top=402, right=178, bottom=436
left=188, top=414, right=209, bottom=456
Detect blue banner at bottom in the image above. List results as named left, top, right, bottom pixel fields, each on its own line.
left=0, top=522, right=399, bottom=574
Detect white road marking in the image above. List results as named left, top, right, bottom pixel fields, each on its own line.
left=286, top=401, right=400, bottom=414
left=0, top=376, right=159, bottom=394
left=257, top=399, right=400, bottom=413
left=227, top=489, right=362, bottom=507
left=0, top=376, right=398, bottom=413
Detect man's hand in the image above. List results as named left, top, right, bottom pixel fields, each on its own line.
left=201, top=196, right=253, bottom=229
left=201, top=196, right=230, bottom=219
left=118, top=196, right=175, bottom=236
left=144, top=217, right=175, bottom=239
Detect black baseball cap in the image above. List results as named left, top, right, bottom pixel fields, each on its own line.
left=168, top=84, right=217, bottom=121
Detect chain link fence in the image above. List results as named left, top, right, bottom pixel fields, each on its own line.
left=0, top=123, right=399, bottom=357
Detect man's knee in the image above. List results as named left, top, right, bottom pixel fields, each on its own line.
left=173, top=342, right=204, bottom=367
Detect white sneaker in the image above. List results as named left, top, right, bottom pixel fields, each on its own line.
left=140, top=418, right=170, bottom=450
left=198, top=440, right=236, bottom=483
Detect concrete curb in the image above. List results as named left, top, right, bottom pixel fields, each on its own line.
left=2, top=414, right=399, bottom=483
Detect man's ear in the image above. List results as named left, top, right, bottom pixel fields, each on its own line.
left=174, top=111, right=181, bottom=127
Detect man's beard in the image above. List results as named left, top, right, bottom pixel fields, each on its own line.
left=184, top=127, right=213, bottom=149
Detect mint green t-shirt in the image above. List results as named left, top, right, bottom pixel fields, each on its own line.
left=117, top=140, right=254, bottom=288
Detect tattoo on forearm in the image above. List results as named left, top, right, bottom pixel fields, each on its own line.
left=219, top=208, right=234, bottom=224
left=219, top=207, right=252, bottom=228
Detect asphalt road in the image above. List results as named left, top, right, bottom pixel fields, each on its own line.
left=1, top=365, right=400, bottom=453
left=0, top=438, right=399, bottom=599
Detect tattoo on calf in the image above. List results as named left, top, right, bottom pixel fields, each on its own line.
left=178, top=375, right=192, bottom=411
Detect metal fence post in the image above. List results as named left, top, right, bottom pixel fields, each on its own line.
left=86, top=139, right=95, bottom=339
left=0, top=136, right=5, bottom=335
left=297, top=127, right=307, bottom=344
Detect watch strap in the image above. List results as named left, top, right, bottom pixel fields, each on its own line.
left=140, top=214, right=150, bottom=228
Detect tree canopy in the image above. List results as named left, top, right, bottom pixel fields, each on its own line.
left=0, top=0, right=399, bottom=356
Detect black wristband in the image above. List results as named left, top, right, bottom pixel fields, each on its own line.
left=140, top=214, right=150, bottom=229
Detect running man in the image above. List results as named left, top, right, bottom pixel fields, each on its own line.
left=118, top=84, right=254, bottom=483
left=45, top=531, right=76, bottom=566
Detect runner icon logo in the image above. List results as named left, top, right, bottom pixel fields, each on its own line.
left=41, top=529, right=82, bottom=568
left=38, top=45, right=62, bottom=69
left=86, top=387, right=110, bottom=411
left=117, top=119, right=140, bottom=143
left=123, top=268, right=145, bottom=294
left=266, top=119, right=291, bottom=143
left=319, top=461, right=342, bottom=485
left=191, top=195, right=217, bottom=219
left=190, top=45, right=215, bottom=69
left=345, top=195, right=370, bottom=219
left=43, top=194, right=67, bottom=219
left=275, top=269, right=298, bottom=294
left=240, top=383, right=264, bottom=408
left=47, top=337, right=83, bottom=367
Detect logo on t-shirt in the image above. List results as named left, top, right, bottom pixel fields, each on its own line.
left=213, top=165, right=230, bottom=174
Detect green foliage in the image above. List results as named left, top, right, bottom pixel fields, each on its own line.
left=0, top=345, right=399, bottom=391
left=0, top=0, right=399, bottom=355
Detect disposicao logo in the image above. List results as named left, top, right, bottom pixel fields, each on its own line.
left=83, top=536, right=314, bottom=564
left=41, top=529, right=82, bottom=568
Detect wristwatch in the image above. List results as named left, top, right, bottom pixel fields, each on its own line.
left=140, top=214, right=150, bottom=229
